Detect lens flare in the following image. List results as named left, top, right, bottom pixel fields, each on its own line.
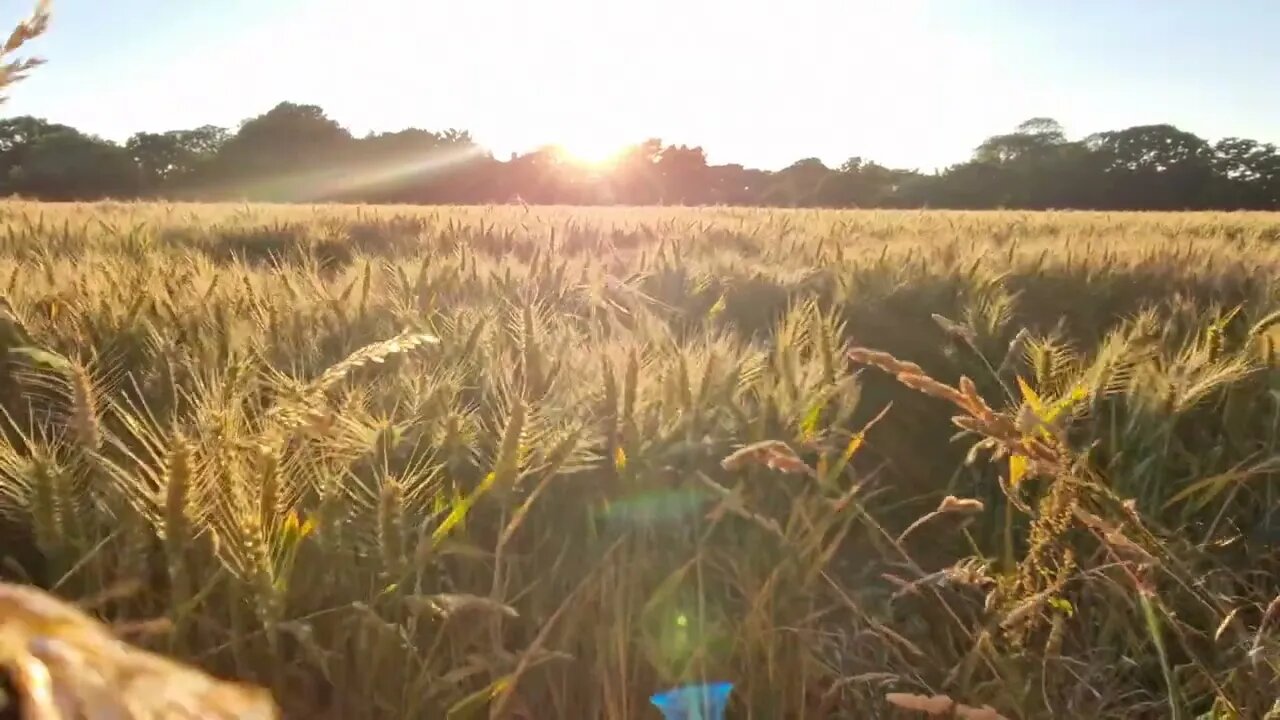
left=211, top=143, right=487, bottom=201
left=600, top=488, right=709, bottom=528
left=650, top=682, right=734, bottom=720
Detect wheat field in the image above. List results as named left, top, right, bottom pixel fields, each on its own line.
left=1, top=201, right=1279, bottom=718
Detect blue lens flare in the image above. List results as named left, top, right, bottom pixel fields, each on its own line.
left=601, top=488, right=709, bottom=527
left=649, top=682, right=734, bottom=720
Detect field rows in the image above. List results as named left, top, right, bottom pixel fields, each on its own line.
left=1, top=203, right=1279, bottom=718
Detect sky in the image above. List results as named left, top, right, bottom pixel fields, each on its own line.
left=3, top=0, right=1279, bottom=172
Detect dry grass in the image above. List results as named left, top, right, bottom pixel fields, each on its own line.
left=1, top=201, right=1279, bottom=718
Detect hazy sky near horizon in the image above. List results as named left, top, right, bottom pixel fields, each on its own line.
left=4, top=0, right=1279, bottom=171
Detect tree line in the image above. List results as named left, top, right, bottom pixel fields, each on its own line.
left=1, top=104, right=1278, bottom=209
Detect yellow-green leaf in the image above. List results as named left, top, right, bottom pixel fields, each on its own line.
left=1010, top=453, right=1029, bottom=487
left=8, top=346, right=71, bottom=370
left=447, top=675, right=514, bottom=719
left=823, top=429, right=865, bottom=484
left=825, top=404, right=889, bottom=483
left=282, top=510, right=300, bottom=538
left=1018, top=375, right=1084, bottom=438
left=433, top=472, right=497, bottom=543
left=800, top=399, right=823, bottom=442
left=1049, top=596, right=1074, bottom=617
left=842, top=431, right=865, bottom=464
left=613, top=445, right=627, bottom=471
left=1045, top=382, right=1089, bottom=424
left=707, top=293, right=727, bottom=319
left=1017, top=375, right=1044, bottom=414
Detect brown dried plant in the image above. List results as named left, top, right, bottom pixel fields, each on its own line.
left=0, top=581, right=278, bottom=719
left=0, top=1, right=49, bottom=101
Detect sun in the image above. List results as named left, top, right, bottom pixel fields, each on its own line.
left=554, top=137, right=626, bottom=167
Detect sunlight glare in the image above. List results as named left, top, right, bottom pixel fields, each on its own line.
left=555, top=137, right=627, bottom=168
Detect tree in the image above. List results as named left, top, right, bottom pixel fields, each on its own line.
left=1015, top=117, right=1067, bottom=142
left=812, top=157, right=913, bottom=207
left=0, top=115, right=72, bottom=154
left=608, top=139, right=665, bottom=205
left=7, top=129, right=140, bottom=200
left=962, top=118, right=1097, bottom=208
left=974, top=118, right=1066, bottom=165
left=657, top=145, right=709, bottom=204
left=439, top=128, right=473, bottom=145
left=1086, top=124, right=1213, bottom=209
left=0, top=67, right=1277, bottom=209
left=0, top=116, right=74, bottom=193
left=500, top=146, right=569, bottom=204
left=351, top=128, right=447, bottom=202
left=0, top=118, right=144, bottom=200
left=1208, top=138, right=1280, bottom=209
left=203, top=102, right=354, bottom=200
left=902, top=162, right=1004, bottom=209
left=127, top=126, right=228, bottom=194
left=764, top=158, right=835, bottom=206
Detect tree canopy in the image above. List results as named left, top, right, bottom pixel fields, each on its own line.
left=2, top=103, right=1279, bottom=209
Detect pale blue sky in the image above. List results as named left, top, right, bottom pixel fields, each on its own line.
left=3, top=0, right=1278, bottom=171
